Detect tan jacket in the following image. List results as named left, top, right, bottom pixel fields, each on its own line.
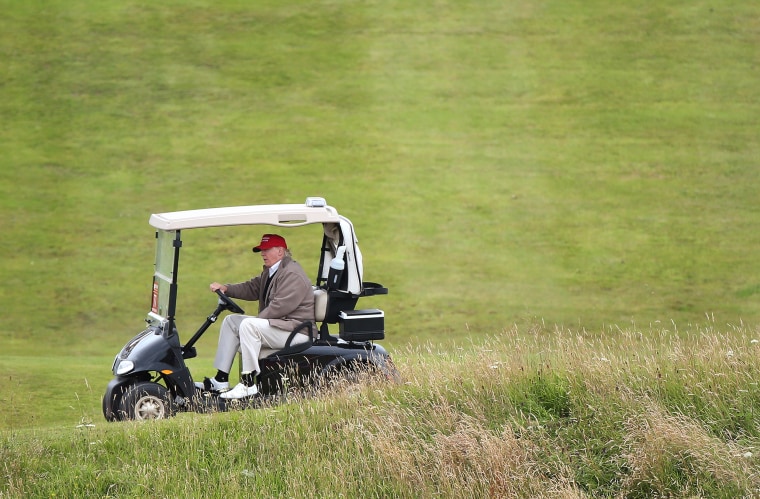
left=224, top=256, right=316, bottom=334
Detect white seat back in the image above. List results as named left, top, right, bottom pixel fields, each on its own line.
left=313, top=287, right=328, bottom=323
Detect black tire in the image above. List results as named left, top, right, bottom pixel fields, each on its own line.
left=118, top=381, right=174, bottom=421
left=321, top=359, right=402, bottom=391
left=381, top=357, right=403, bottom=384
left=102, top=388, right=123, bottom=422
left=317, top=360, right=378, bottom=391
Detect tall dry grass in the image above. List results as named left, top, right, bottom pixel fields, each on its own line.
left=345, top=321, right=760, bottom=497
left=2, top=322, right=760, bottom=497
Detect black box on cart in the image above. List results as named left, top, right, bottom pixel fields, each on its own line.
left=338, top=309, right=385, bottom=341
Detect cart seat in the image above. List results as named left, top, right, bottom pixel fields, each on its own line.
left=314, top=287, right=328, bottom=322
left=261, top=288, right=324, bottom=358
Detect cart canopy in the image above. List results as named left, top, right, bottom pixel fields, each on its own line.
left=149, top=199, right=364, bottom=295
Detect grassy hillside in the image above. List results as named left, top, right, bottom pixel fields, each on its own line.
left=1, top=1, right=760, bottom=495
left=0, top=0, right=759, bottom=461
left=2, top=0, right=759, bottom=350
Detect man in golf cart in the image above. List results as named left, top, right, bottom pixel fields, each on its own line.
left=199, top=233, right=316, bottom=399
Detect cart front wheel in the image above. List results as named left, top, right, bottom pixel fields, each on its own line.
left=119, top=381, right=174, bottom=421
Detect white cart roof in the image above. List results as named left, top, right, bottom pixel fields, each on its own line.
left=149, top=201, right=341, bottom=231
left=148, top=198, right=365, bottom=295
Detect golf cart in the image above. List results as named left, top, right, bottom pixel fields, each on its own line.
left=103, top=197, right=395, bottom=421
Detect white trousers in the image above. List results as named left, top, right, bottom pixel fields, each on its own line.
left=213, top=315, right=309, bottom=374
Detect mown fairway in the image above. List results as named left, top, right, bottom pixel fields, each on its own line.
left=1, top=0, right=759, bottom=494
left=2, top=0, right=758, bottom=352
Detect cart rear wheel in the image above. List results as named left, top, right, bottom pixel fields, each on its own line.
left=119, top=381, right=174, bottom=421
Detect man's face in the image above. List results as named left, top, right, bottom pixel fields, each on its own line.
left=260, top=246, right=285, bottom=268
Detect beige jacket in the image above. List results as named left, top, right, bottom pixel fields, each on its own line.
left=224, top=256, right=316, bottom=334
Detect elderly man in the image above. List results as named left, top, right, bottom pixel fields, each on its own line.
left=200, top=233, right=315, bottom=399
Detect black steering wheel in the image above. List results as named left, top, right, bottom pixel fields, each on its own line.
left=215, top=289, right=245, bottom=315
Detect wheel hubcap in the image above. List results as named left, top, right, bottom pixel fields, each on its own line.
left=135, top=395, right=166, bottom=420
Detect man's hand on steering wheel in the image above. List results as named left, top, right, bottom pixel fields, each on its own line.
left=210, top=284, right=245, bottom=315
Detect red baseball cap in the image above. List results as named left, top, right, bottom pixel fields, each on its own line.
left=252, top=234, right=287, bottom=252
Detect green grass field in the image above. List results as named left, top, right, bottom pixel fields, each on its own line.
left=1, top=0, right=759, bottom=495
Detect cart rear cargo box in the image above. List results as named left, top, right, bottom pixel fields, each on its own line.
left=338, top=309, right=384, bottom=341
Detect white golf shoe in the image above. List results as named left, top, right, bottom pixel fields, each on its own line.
left=219, top=382, right=259, bottom=399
